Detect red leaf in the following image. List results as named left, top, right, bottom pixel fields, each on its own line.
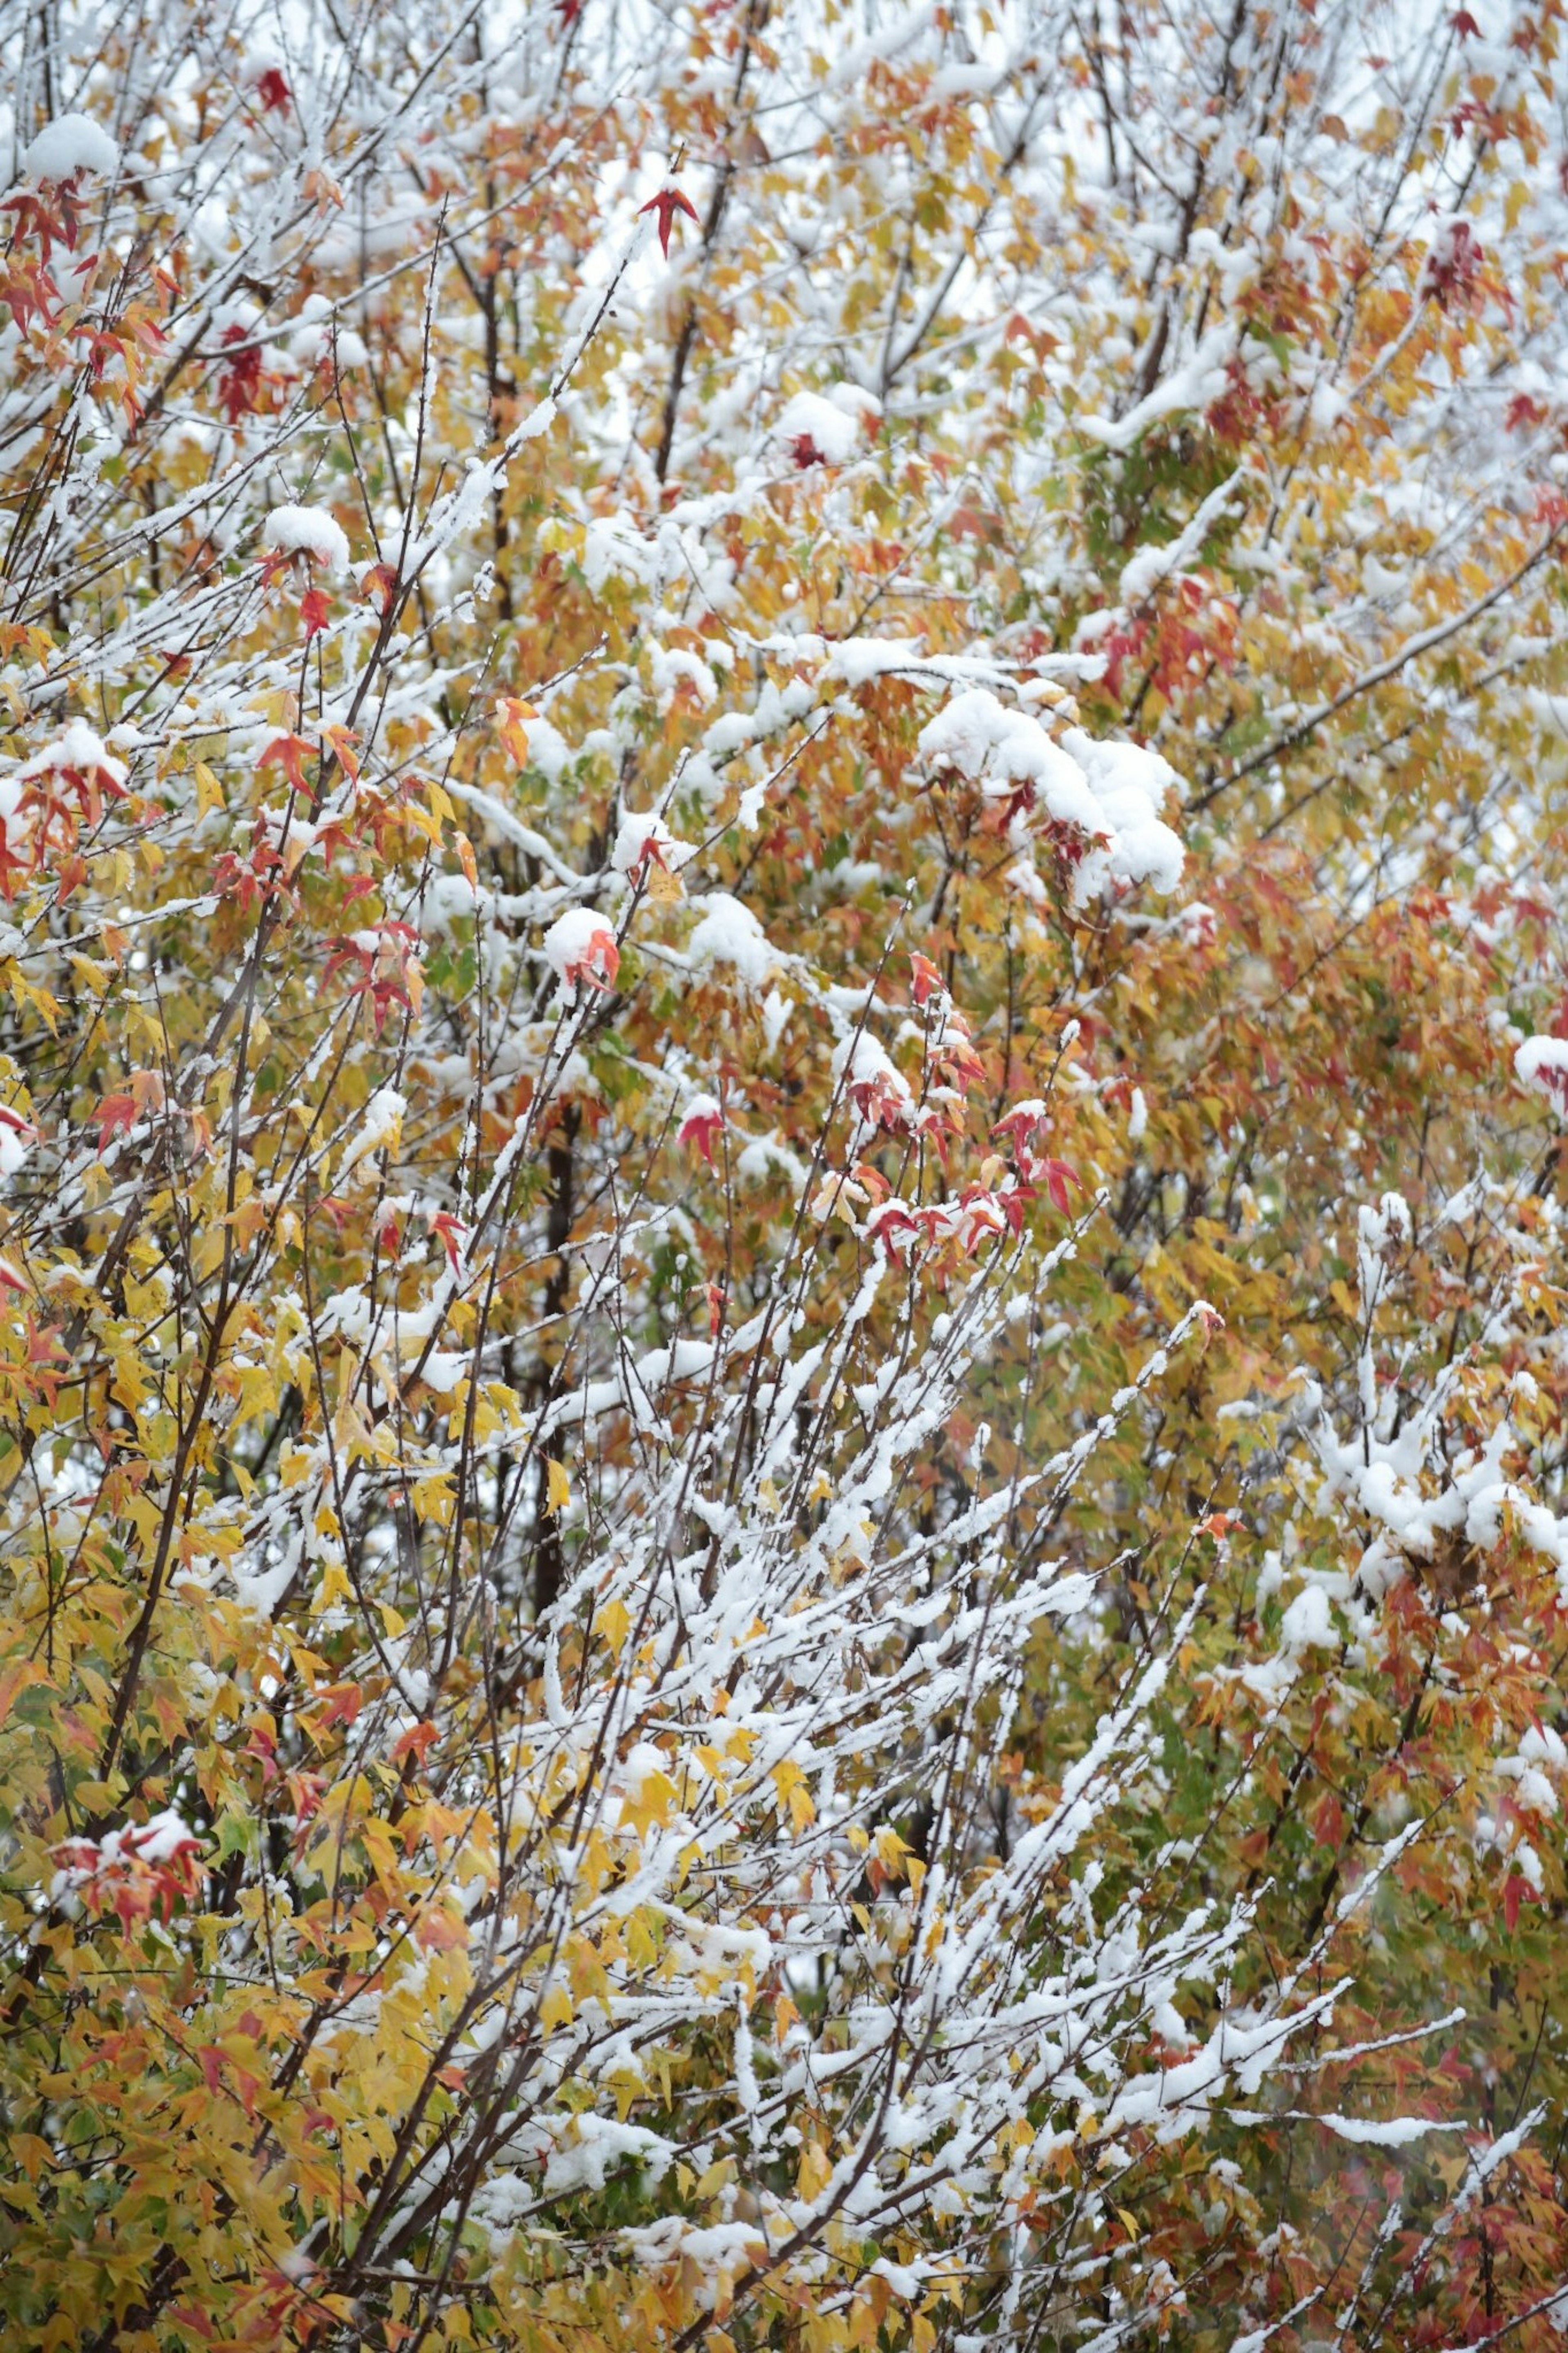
left=909, top=952, right=945, bottom=1009
left=1040, top=1156, right=1080, bottom=1216
left=301, top=585, right=332, bottom=643
left=639, top=185, right=700, bottom=259
left=94, top=1094, right=138, bottom=1150
left=1502, top=1872, right=1539, bottom=1934
left=1310, top=1790, right=1346, bottom=1851
left=258, top=733, right=313, bottom=794
left=315, top=1682, right=363, bottom=1731
left=677, top=1100, right=724, bottom=1166
left=431, top=1211, right=466, bottom=1272
left=391, top=1719, right=440, bottom=1765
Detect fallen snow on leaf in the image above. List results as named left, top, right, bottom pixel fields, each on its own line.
left=1515, top=1034, right=1568, bottom=1108
left=918, top=689, right=1184, bottom=906
left=777, top=389, right=866, bottom=465
left=20, top=112, right=119, bottom=183
left=612, top=811, right=695, bottom=880
left=542, top=907, right=619, bottom=993
left=18, top=717, right=128, bottom=790
left=687, top=892, right=778, bottom=987
left=263, top=503, right=350, bottom=575
left=336, top=1086, right=405, bottom=1186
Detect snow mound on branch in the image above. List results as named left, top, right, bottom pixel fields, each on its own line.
left=1515, top=1035, right=1568, bottom=1110
left=18, top=717, right=127, bottom=789
left=1060, top=727, right=1186, bottom=889
left=777, top=388, right=872, bottom=465
left=542, top=907, right=617, bottom=988
left=263, top=504, right=350, bottom=575
left=541, top=2114, right=675, bottom=2197
left=516, top=711, right=570, bottom=781
left=687, top=892, right=778, bottom=986
left=286, top=295, right=369, bottom=371
left=918, top=689, right=1184, bottom=906
left=20, top=113, right=119, bottom=184
left=613, top=812, right=695, bottom=877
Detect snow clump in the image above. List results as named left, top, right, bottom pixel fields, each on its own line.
left=1515, top=1035, right=1568, bottom=1111
left=20, top=113, right=119, bottom=184
left=263, top=504, right=351, bottom=575
left=917, top=687, right=1184, bottom=907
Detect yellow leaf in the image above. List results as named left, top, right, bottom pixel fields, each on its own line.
left=772, top=1758, right=816, bottom=1830
left=315, top=1559, right=353, bottom=1613
left=875, top=1826, right=910, bottom=1878
left=622, top=1762, right=679, bottom=1840
left=410, top=1474, right=456, bottom=1527
left=195, top=760, right=225, bottom=815
left=9, top=2131, right=53, bottom=2182
left=539, top=1982, right=574, bottom=2032
left=545, top=1458, right=570, bottom=1514
left=598, top=1595, right=630, bottom=1651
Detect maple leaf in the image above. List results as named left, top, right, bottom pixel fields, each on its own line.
left=639, top=185, right=699, bottom=259
left=362, top=560, right=402, bottom=616
left=1038, top=1156, right=1081, bottom=1216
left=677, top=1096, right=724, bottom=1165
left=1502, top=1873, right=1541, bottom=1934
left=94, top=1093, right=139, bottom=1151
left=620, top=1753, right=679, bottom=1838
left=392, top=1719, right=441, bottom=1765
left=300, top=584, right=332, bottom=642
left=910, top=952, right=947, bottom=1009
left=258, top=733, right=314, bottom=795
left=216, top=323, right=264, bottom=423
left=497, top=694, right=538, bottom=764
left=430, top=1211, right=466, bottom=1272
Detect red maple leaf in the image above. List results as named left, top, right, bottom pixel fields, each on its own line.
left=94, top=1094, right=139, bottom=1150
left=677, top=1100, right=724, bottom=1166
left=1038, top=1156, right=1081, bottom=1216
left=639, top=186, right=699, bottom=259
left=431, top=1211, right=467, bottom=1272
left=216, top=323, right=264, bottom=424
left=391, top=1719, right=441, bottom=1765
left=1502, top=1872, right=1540, bottom=1934
left=256, top=67, right=292, bottom=114
left=301, top=585, right=332, bottom=643
left=909, top=952, right=946, bottom=1010
left=258, top=733, right=313, bottom=794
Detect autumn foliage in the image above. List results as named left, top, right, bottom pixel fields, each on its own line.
left=5, top=1, right=1568, bottom=2349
